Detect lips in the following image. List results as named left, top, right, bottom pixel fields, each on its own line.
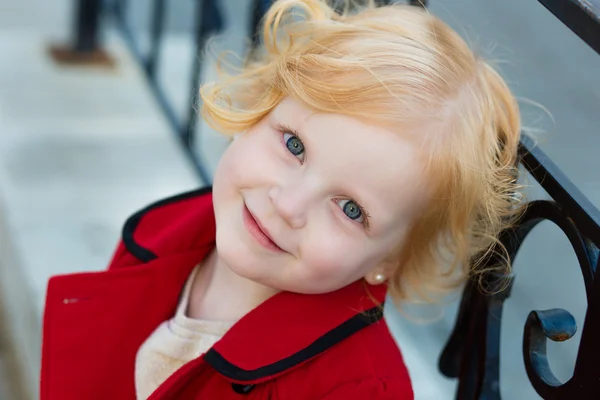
left=242, top=204, right=285, bottom=253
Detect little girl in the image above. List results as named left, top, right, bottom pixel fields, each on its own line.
left=40, top=1, right=523, bottom=399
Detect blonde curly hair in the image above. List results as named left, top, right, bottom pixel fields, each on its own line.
left=200, top=0, right=524, bottom=303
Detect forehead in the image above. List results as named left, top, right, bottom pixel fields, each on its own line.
left=271, top=98, right=430, bottom=223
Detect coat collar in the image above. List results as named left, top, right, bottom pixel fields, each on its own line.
left=204, top=281, right=386, bottom=384
left=121, top=188, right=387, bottom=384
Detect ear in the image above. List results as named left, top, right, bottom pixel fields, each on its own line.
left=364, top=259, right=396, bottom=285
left=364, top=270, right=387, bottom=285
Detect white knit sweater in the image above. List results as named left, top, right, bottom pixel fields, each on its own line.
left=134, top=265, right=235, bottom=400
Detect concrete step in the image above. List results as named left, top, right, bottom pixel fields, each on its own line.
left=0, top=31, right=201, bottom=399
left=0, top=297, right=27, bottom=400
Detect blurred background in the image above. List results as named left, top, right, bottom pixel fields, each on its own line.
left=0, top=0, right=598, bottom=399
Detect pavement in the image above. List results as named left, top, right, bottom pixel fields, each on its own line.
left=0, top=1, right=200, bottom=398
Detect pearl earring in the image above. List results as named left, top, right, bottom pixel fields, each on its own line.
left=374, top=273, right=385, bottom=284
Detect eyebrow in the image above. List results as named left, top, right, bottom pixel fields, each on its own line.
left=272, top=103, right=315, bottom=132
left=275, top=122, right=302, bottom=138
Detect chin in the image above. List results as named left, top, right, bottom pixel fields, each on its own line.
left=215, top=226, right=263, bottom=279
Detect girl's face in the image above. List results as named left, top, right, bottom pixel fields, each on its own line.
left=212, top=97, right=430, bottom=294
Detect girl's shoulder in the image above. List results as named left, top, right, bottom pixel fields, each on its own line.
left=273, top=316, right=413, bottom=400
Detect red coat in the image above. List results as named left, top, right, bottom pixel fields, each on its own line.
left=41, top=188, right=413, bottom=400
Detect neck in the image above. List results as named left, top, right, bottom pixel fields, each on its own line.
left=187, top=247, right=280, bottom=321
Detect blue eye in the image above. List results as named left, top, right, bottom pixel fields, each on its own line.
left=336, top=199, right=364, bottom=223
left=283, top=132, right=305, bottom=162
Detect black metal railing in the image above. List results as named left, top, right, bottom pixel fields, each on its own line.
left=439, top=1, right=600, bottom=398
left=539, top=0, right=600, bottom=54
left=108, top=0, right=224, bottom=183
left=440, top=134, right=600, bottom=399
left=64, top=0, right=599, bottom=398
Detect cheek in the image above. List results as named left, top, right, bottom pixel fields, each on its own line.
left=214, top=130, right=280, bottom=189
left=300, top=229, right=377, bottom=283
left=215, top=138, right=250, bottom=180
left=212, top=146, right=238, bottom=210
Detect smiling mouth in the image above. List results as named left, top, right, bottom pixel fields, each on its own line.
left=242, top=204, right=285, bottom=253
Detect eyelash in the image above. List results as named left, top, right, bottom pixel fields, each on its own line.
left=275, top=123, right=371, bottom=230
left=336, top=198, right=372, bottom=230
left=276, top=123, right=301, bottom=144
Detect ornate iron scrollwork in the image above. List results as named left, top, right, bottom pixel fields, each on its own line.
left=440, top=135, right=600, bottom=399
left=523, top=309, right=577, bottom=392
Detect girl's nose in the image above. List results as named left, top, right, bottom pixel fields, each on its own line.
left=268, top=184, right=309, bottom=229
